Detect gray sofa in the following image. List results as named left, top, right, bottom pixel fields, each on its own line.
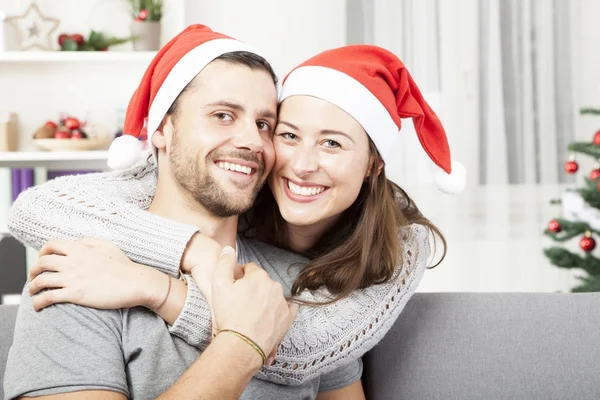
left=2, top=292, right=600, bottom=399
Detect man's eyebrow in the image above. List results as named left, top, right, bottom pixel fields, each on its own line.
left=205, top=101, right=276, bottom=120
left=205, top=101, right=245, bottom=111
left=258, top=109, right=277, bottom=120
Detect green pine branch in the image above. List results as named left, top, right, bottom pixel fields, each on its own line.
left=544, top=217, right=600, bottom=241
left=568, top=142, right=600, bottom=158
left=580, top=107, right=600, bottom=116
left=572, top=275, right=600, bottom=292
left=544, top=247, right=600, bottom=276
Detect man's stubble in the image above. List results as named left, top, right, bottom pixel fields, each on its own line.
left=169, top=129, right=266, bottom=218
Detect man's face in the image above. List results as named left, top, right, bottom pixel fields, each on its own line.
left=161, top=60, right=278, bottom=217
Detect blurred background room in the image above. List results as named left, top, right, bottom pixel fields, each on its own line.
left=1, top=0, right=599, bottom=303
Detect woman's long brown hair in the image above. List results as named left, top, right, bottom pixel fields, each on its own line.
left=244, top=140, right=446, bottom=305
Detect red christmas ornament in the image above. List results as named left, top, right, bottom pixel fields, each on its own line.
left=548, top=219, right=562, bottom=233
left=593, top=130, right=600, bottom=145
left=590, top=169, right=600, bottom=181
left=564, top=160, right=579, bottom=174
left=580, top=235, right=596, bottom=252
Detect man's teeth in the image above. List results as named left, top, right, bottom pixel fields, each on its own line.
left=217, top=162, right=252, bottom=175
left=287, top=180, right=326, bottom=196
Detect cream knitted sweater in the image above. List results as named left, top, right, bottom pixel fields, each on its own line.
left=8, top=158, right=430, bottom=385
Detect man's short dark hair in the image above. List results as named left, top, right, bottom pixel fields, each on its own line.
left=167, top=51, right=278, bottom=117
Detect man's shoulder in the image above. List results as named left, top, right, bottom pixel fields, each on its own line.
left=238, top=237, right=308, bottom=265
left=237, top=238, right=308, bottom=291
left=4, top=286, right=129, bottom=399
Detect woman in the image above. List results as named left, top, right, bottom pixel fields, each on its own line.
left=9, top=43, right=463, bottom=395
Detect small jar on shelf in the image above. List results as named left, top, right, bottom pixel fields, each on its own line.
left=0, top=112, right=18, bottom=152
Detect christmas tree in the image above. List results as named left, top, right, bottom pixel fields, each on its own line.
left=544, top=107, right=600, bottom=292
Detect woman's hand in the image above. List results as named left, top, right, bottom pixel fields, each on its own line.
left=182, top=233, right=244, bottom=304
left=28, top=237, right=170, bottom=312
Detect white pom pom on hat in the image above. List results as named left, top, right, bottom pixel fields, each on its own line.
left=432, top=160, right=467, bottom=195
left=107, top=135, right=144, bottom=170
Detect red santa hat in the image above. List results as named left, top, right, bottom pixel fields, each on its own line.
left=107, top=24, right=264, bottom=170
left=279, top=45, right=466, bottom=195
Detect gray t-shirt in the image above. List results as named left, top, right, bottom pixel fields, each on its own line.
left=3, top=238, right=362, bottom=400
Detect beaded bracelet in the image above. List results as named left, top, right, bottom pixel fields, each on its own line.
left=217, top=329, right=267, bottom=365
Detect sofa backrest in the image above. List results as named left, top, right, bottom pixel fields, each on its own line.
left=1, top=304, right=18, bottom=400
left=363, top=292, right=600, bottom=399
left=3, top=293, right=600, bottom=399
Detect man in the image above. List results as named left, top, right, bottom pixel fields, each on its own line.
left=3, top=25, right=363, bottom=399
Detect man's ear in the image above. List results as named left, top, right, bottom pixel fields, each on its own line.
left=152, top=116, right=171, bottom=149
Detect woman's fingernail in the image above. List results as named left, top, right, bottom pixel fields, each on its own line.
left=266, top=357, right=275, bottom=366
left=220, top=246, right=234, bottom=256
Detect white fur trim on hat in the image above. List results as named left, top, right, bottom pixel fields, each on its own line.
left=107, top=135, right=143, bottom=170
left=280, top=66, right=398, bottom=163
left=432, top=160, right=466, bottom=194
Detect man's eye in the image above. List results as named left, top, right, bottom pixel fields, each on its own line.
left=257, top=121, right=272, bottom=132
left=215, top=113, right=233, bottom=122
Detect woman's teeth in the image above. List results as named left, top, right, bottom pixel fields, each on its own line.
left=217, top=162, right=252, bottom=175
left=288, top=180, right=326, bottom=196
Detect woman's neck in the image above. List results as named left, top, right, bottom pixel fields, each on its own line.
left=284, top=216, right=340, bottom=254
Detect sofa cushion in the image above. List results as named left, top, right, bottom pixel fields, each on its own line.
left=363, top=292, right=600, bottom=400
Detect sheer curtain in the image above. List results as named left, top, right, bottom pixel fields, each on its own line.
left=479, top=0, right=577, bottom=184
left=347, top=0, right=578, bottom=186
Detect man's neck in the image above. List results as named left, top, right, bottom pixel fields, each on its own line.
left=149, top=172, right=238, bottom=248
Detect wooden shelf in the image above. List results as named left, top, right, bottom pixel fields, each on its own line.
left=0, top=51, right=157, bottom=63
left=0, top=151, right=109, bottom=169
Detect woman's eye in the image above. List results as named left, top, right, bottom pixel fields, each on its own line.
left=215, top=113, right=233, bottom=122
left=323, top=139, right=341, bottom=149
left=278, top=132, right=298, bottom=140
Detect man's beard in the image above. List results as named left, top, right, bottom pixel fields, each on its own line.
left=169, top=132, right=266, bottom=218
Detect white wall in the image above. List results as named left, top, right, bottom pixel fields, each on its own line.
left=182, top=0, right=347, bottom=77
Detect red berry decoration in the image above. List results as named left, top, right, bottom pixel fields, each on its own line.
left=564, top=160, right=579, bottom=174
left=590, top=169, right=600, bottom=181
left=70, top=34, right=85, bottom=46
left=54, top=129, right=71, bottom=139
left=44, top=121, right=57, bottom=129
left=580, top=235, right=596, bottom=253
left=138, top=9, right=149, bottom=20
left=548, top=219, right=562, bottom=233
left=58, top=34, right=68, bottom=46
left=64, top=117, right=80, bottom=130
left=71, top=129, right=87, bottom=140
left=593, top=130, right=600, bottom=146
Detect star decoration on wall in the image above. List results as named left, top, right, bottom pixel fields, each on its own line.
left=5, top=3, right=60, bottom=51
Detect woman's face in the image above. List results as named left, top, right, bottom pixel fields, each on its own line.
left=268, top=95, right=372, bottom=232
